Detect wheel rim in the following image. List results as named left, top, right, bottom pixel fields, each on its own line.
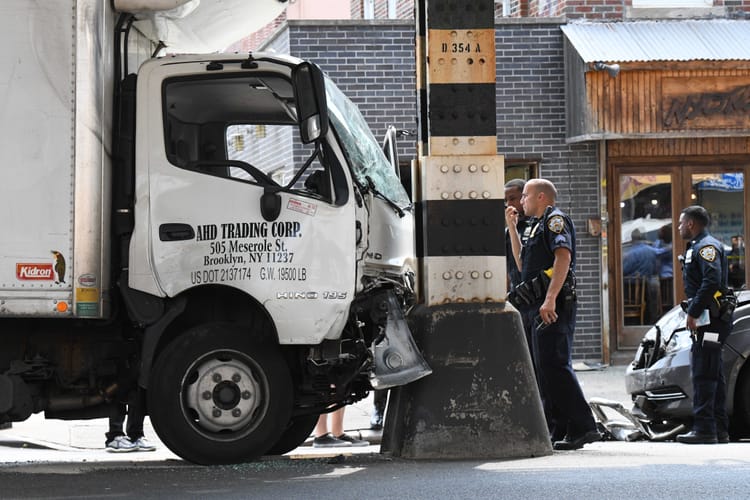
left=181, top=349, right=268, bottom=438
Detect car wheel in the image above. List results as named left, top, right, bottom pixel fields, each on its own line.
left=148, top=323, right=292, bottom=464
left=265, top=414, right=319, bottom=455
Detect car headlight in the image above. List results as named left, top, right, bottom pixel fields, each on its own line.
left=664, top=329, right=692, bottom=355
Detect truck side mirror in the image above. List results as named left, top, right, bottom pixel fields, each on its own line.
left=260, top=188, right=282, bottom=222
left=292, top=62, right=329, bottom=144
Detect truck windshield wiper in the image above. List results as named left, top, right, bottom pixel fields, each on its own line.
left=365, top=176, right=406, bottom=218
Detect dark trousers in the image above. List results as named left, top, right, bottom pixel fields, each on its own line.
left=531, top=305, right=596, bottom=439
left=691, top=324, right=730, bottom=435
left=519, top=307, right=536, bottom=371
left=105, top=387, right=146, bottom=444
left=373, top=389, right=387, bottom=412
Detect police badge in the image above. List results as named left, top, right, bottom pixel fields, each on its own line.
left=699, top=245, right=717, bottom=262
left=547, top=215, right=564, bottom=234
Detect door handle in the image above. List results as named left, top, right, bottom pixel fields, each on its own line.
left=159, top=223, right=195, bottom=241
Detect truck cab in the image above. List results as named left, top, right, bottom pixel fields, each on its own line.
left=122, top=52, right=428, bottom=463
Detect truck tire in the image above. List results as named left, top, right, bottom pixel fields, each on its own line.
left=265, top=414, right=319, bottom=456
left=148, top=323, right=292, bottom=464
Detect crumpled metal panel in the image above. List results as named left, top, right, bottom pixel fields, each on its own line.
left=561, top=20, right=750, bottom=63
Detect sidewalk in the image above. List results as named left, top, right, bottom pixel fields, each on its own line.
left=0, top=364, right=629, bottom=460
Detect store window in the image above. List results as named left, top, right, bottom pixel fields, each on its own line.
left=691, top=172, right=745, bottom=289
left=612, top=164, right=748, bottom=352
left=505, top=160, right=538, bottom=184
left=619, top=174, right=673, bottom=331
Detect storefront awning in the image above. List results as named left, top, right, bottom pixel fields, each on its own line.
left=562, top=20, right=750, bottom=143
left=561, top=20, right=750, bottom=63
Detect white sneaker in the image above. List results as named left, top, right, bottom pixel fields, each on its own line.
left=106, top=435, right=137, bottom=452
left=133, top=437, right=156, bottom=452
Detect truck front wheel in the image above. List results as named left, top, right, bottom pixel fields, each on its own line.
left=148, top=323, right=292, bottom=464
left=265, top=414, right=319, bottom=455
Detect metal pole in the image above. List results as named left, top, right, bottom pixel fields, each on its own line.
left=381, top=0, right=551, bottom=459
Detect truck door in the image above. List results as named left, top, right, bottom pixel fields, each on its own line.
left=131, top=59, right=356, bottom=345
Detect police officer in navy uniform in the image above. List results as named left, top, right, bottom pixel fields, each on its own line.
left=505, top=179, right=534, bottom=360
left=506, top=179, right=600, bottom=450
left=505, top=179, right=530, bottom=289
left=676, top=205, right=732, bottom=444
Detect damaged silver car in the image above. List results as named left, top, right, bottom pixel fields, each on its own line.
left=601, top=291, right=750, bottom=441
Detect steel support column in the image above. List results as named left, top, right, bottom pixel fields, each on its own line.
left=381, top=0, right=551, bottom=459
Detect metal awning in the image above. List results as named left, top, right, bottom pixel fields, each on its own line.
left=561, top=20, right=750, bottom=63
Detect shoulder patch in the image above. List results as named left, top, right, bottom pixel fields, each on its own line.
left=699, top=245, right=717, bottom=262
left=547, top=215, right=565, bottom=234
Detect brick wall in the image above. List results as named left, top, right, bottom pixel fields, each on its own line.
left=560, top=0, right=624, bottom=19
left=262, top=19, right=603, bottom=360
left=717, top=0, right=750, bottom=16
left=510, top=0, right=750, bottom=18
left=264, top=21, right=420, bottom=160
left=494, top=20, right=601, bottom=359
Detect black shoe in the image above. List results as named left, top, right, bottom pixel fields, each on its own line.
left=676, top=431, right=718, bottom=444
left=550, top=433, right=566, bottom=446
left=312, top=433, right=352, bottom=448
left=335, top=433, right=370, bottom=447
left=717, top=432, right=730, bottom=444
left=553, top=430, right=602, bottom=450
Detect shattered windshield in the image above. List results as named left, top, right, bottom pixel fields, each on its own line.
left=326, top=80, right=411, bottom=208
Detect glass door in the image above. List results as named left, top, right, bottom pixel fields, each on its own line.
left=616, top=171, right=675, bottom=349
left=612, top=164, right=748, bottom=353
left=688, top=171, right=745, bottom=289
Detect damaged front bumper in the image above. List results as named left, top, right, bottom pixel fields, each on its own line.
left=626, top=346, right=694, bottom=422
left=369, top=291, right=432, bottom=389
left=589, top=397, right=688, bottom=442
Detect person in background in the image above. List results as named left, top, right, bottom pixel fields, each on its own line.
left=370, top=390, right=387, bottom=430
left=105, top=387, right=155, bottom=452
left=654, top=224, right=673, bottom=280
left=313, top=407, right=369, bottom=448
left=654, top=224, right=674, bottom=313
left=505, top=179, right=530, bottom=290
left=623, top=228, right=658, bottom=278
left=505, top=179, right=535, bottom=364
left=728, top=235, right=745, bottom=289
left=623, top=228, right=660, bottom=323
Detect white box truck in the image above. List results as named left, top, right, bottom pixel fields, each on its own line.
left=0, top=0, right=429, bottom=464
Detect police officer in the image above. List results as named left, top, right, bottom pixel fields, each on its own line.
left=505, top=179, right=534, bottom=360
left=505, top=179, right=530, bottom=289
left=676, top=205, right=732, bottom=444
left=506, top=179, right=599, bottom=450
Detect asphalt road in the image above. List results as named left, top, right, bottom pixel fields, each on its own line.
left=2, top=366, right=748, bottom=499
left=1, top=442, right=749, bottom=499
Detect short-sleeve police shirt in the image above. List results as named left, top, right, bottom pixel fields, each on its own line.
left=520, top=206, right=576, bottom=282
left=682, top=230, right=727, bottom=319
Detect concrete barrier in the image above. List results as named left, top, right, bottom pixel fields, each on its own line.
left=382, top=303, right=552, bottom=459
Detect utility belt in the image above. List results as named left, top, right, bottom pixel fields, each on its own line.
left=508, top=268, right=576, bottom=309
left=713, top=287, right=737, bottom=323
left=681, top=287, right=737, bottom=323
